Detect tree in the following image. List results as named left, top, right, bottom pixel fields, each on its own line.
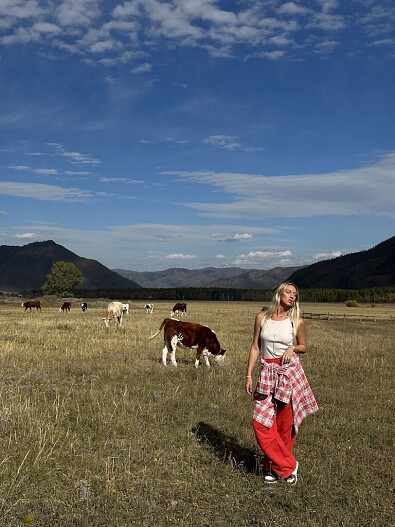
left=43, top=261, right=84, bottom=295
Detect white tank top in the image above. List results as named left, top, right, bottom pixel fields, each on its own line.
left=260, top=317, right=294, bottom=359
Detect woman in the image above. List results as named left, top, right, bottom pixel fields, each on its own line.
left=245, top=282, right=318, bottom=484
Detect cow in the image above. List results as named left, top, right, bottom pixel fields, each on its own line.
left=148, top=317, right=226, bottom=368
left=22, top=300, right=41, bottom=312
left=60, top=301, right=71, bottom=312
left=171, top=302, right=187, bottom=316
left=122, top=303, right=130, bottom=315
left=81, top=302, right=88, bottom=312
left=145, top=303, right=154, bottom=314
left=102, top=301, right=124, bottom=328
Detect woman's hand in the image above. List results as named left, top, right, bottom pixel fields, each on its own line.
left=245, top=376, right=253, bottom=395
left=281, top=346, right=295, bottom=365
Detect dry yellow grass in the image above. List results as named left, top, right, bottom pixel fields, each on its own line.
left=0, top=298, right=393, bottom=526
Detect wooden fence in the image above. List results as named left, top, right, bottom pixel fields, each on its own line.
left=302, top=312, right=395, bottom=322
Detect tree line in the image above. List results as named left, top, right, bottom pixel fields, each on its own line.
left=73, top=286, right=395, bottom=304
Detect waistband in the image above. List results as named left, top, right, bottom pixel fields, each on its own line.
left=264, top=357, right=282, bottom=365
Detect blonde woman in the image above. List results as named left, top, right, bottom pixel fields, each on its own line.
left=245, top=282, right=318, bottom=485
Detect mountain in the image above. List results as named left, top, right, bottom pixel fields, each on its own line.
left=0, top=240, right=141, bottom=292
left=287, top=236, right=395, bottom=289
left=113, top=266, right=303, bottom=289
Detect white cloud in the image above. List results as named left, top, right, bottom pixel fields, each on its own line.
left=278, top=2, right=311, bottom=16
left=233, top=250, right=293, bottom=266
left=165, top=253, right=197, bottom=260
left=0, top=181, right=92, bottom=202
left=224, top=233, right=253, bottom=242
left=15, top=232, right=37, bottom=239
left=204, top=135, right=241, bottom=150
left=203, top=135, right=263, bottom=152
left=131, top=62, right=152, bottom=74
left=314, top=250, right=342, bottom=260
left=32, top=168, right=59, bottom=175
left=8, top=165, right=30, bottom=171
left=55, top=0, right=101, bottom=28
left=161, top=151, right=395, bottom=220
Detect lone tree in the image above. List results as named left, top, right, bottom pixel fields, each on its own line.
left=43, top=261, right=84, bottom=296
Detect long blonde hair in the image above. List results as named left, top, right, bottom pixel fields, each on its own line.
left=264, top=281, right=302, bottom=335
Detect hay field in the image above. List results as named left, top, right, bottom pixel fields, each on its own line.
left=0, top=299, right=393, bottom=526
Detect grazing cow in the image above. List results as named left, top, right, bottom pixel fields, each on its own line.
left=145, top=303, right=154, bottom=314
left=149, top=317, right=226, bottom=368
left=22, top=300, right=41, bottom=312
left=171, top=302, right=187, bottom=316
left=122, top=303, right=130, bottom=315
left=60, top=301, right=71, bottom=312
left=103, top=301, right=124, bottom=328
left=81, top=302, right=88, bottom=312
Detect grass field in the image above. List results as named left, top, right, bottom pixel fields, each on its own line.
left=0, top=299, right=393, bottom=526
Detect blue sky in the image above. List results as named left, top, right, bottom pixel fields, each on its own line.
left=0, top=0, right=394, bottom=272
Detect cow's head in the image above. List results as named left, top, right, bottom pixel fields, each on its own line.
left=213, top=348, right=226, bottom=363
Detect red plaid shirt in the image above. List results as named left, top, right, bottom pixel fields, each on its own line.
left=253, top=355, right=318, bottom=433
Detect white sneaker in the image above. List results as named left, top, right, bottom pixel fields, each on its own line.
left=264, top=473, right=278, bottom=484
left=285, top=461, right=298, bottom=485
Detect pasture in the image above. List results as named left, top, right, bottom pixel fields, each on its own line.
left=0, top=299, right=393, bottom=526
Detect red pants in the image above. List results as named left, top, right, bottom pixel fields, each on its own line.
left=252, top=359, right=297, bottom=479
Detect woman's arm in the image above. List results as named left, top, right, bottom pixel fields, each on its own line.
left=281, top=318, right=307, bottom=365
left=245, top=312, right=265, bottom=395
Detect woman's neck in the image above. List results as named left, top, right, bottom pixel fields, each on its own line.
left=272, top=307, right=289, bottom=320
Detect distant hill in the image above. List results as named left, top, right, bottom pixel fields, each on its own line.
left=287, top=236, right=395, bottom=289
left=113, top=265, right=303, bottom=289
left=0, top=240, right=141, bottom=292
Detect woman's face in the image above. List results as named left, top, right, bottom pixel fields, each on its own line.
left=280, top=284, right=297, bottom=308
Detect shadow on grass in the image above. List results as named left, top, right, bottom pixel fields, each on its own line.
left=192, top=421, right=263, bottom=475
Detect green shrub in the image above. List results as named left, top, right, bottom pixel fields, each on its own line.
left=345, top=299, right=360, bottom=307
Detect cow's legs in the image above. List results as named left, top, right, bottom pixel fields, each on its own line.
left=195, top=348, right=210, bottom=368
left=162, top=345, right=168, bottom=366
left=169, top=336, right=178, bottom=366
left=202, top=349, right=211, bottom=367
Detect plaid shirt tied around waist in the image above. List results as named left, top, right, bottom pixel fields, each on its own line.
left=253, top=355, right=318, bottom=434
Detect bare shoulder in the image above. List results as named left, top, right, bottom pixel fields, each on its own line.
left=298, top=318, right=306, bottom=331
left=255, top=310, right=266, bottom=324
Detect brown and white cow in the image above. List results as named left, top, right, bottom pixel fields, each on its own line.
left=149, top=317, right=226, bottom=368
left=171, top=302, right=187, bottom=316
left=102, top=301, right=124, bottom=328
left=22, top=300, right=41, bottom=311
left=60, top=301, right=71, bottom=312
left=145, top=303, right=154, bottom=314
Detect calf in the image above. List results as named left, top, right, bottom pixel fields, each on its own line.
left=22, top=300, right=41, bottom=312
left=122, top=303, right=130, bottom=315
left=81, top=302, right=88, bottom=312
left=60, top=301, right=71, bottom=312
left=149, top=317, right=226, bottom=368
left=145, top=303, right=154, bottom=314
left=103, top=301, right=124, bottom=328
left=171, top=302, right=187, bottom=316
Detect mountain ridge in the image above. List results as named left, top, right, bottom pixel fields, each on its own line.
left=0, top=240, right=141, bottom=292
left=113, top=265, right=303, bottom=289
